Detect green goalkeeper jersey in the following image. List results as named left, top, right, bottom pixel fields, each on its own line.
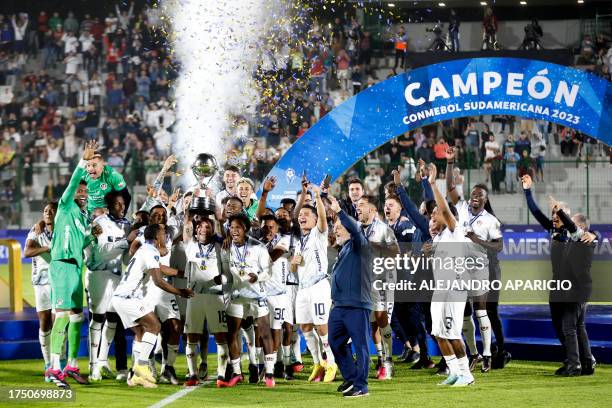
left=51, top=161, right=91, bottom=267
left=82, top=164, right=127, bottom=213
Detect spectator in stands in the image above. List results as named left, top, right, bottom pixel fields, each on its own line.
left=464, top=122, right=480, bottom=167
left=514, top=131, right=531, bottom=158
left=484, top=133, right=499, bottom=183
left=504, top=145, right=520, bottom=194
left=392, top=26, right=408, bottom=74
left=416, top=140, right=434, bottom=163
left=518, top=149, right=535, bottom=178
left=364, top=166, right=382, bottom=199
left=433, top=137, right=449, bottom=174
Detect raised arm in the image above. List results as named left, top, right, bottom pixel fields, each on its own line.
left=62, top=140, right=97, bottom=206
left=392, top=167, right=429, bottom=235
left=432, top=178, right=456, bottom=232
left=293, top=173, right=309, bottom=220
left=445, top=146, right=461, bottom=205
left=310, top=184, right=327, bottom=233
left=256, top=176, right=276, bottom=220
left=329, top=196, right=368, bottom=248
left=521, top=175, right=553, bottom=231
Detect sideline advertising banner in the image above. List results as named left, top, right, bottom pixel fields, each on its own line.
left=260, top=58, right=612, bottom=208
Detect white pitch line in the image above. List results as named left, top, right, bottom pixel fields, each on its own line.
left=148, top=381, right=212, bottom=408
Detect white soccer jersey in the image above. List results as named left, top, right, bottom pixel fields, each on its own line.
left=295, top=227, right=328, bottom=289
left=27, top=227, right=52, bottom=286
left=114, top=243, right=161, bottom=299
left=185, top=239, right=222, bottom=294
left=362, top=218, right=397, bottom=245
left=263, top=234, right=290, bottom=296
left=86, top=214, right=129, bottom=275
left=457, top=201, right=502, bottom=244
left=229, top=241, right=271, bottom=300
left=136, top=224, right=177, bottom=266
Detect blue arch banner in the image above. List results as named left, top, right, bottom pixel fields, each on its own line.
left=260, top=57, right=612, bottom=207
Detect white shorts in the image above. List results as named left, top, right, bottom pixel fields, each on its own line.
left=185, top=293, right=228, bottom=334
left=466, top=268, right=490, bottom=298
left=112, top=296, right=154, bottom=329
left=146, top=286, right=181, bottom=323
left=295, top=279, right=332, bottom=326
left=430, top=299, right=466, bottom=340
left=227, top=298, right=269, bottom=320
left=370, top=301, right=394, bottom=323
left=268, top=293, right=294, bottom=330
left=33, top=284, right=52, bottom=312
left=173, top=277, right=188, bottom=319
left=86, top=269, right=121, bottom=314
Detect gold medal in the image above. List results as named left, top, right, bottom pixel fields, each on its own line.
left=239, top=268, right=246, bottom=277
left=199, top=264, right=207, bottom=271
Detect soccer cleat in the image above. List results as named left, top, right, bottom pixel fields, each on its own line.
left=273, top=361, right=284, bottom=378
left=216, top=375, right=225, bottom=388
left=284, top=364, right=294, bottom=380
left=377, top=365, right=387, bottom=380
left=116, top=369, right=128, bottom=382
left=337, top=381, right=353, bottom=393
left=44, top=363, right=52, bottom=383
left=149, top=358, right=158, bottom=379
left=64, top=365, right=89, bottom=385
left=131, top=373, right=158, bottom=388
left=184, top=375, right=200, bottom=387
left=99, top=364, right=115, bottom=379
left=437, top=374, right=459, bottom=386
left=344, top=389, right=369, bottom=398
left=248, top=364, right=259, bottom=384
left=323, top=362, right=338, bottom=383
left=404, top=350, right=420, bottom=364
left=198, top=362, right=208, bottom=381
left=292, top=361, right=304, bottom=373
left=126, top=370, right=135, bottom=386
left=451, top=375, right=475, bottom=387
left=89, top=368, right=103, bottom=382
left=481, top=356, right=491, bottom=373
left=223, top=373, right=244, bottom=388
left=166, top=366, right=179, bottom=385
left=399, top=345, right=411, bottom=361
left=258, top=364, right=266, bottom=383
left=384, top=361, right=393, bottom=380
left=134, top=363, right=157, bottom=384
left=307, top=363, right=325, bottom=382
left=46, top=368, right=70, bottom=388
left=264, top=374, right=275, bottom=388
left=469, top=354, right=482, bottom=372
left=435, top=360, right=449, bottom=376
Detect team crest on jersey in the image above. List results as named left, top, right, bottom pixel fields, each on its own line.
left=101, top=183, right=108, bottom=190
left=154, top=256, right=160, bottom=261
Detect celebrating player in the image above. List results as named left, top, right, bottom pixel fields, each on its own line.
left=112, top=224, right=193, bottom=388
left=24, top=202, right=58, bottom=381
left=45, top=141, right=98, bottom=388
left=83, top=150, right=131, bottom=214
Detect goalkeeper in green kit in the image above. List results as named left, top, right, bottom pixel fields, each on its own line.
left=46, top=141, right=101, bottom=388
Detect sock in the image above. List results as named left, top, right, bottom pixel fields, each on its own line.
left=216, top=343, right=228, bottom=378
left=319, top=334, right=335, bottom=365
left=276, top=347, right=283, bottom=363
left=291, top=329, right=302, bottom=362
left=380, top=324, right=394, bottom=361
left=303, top=331, right=321, bottom=365
left=444, top=354, right=458, bottom=375
left=39, top=330, right=51, bottom=366
left=68, top=313, right=84, bottom=368
left=186, top=342, right=198, bottom=376
left=97, top=320, right=117, bottom=365
left=264, top=353, right=276, bottom=375
left=457, top=355, right=473, bottom=378
left=476, top=310, right=492, bottom=357
left=282, top=345, right=291, bottom=366
left=155, top=333, right=163, bottom=354
left=256, top=346, right=264, bottom=365
left=462, top=315, right=478, bottom=356
left=231, top=358, right=242, bottom=375
left=243, top=327, right=257, bottom=365
left=375, top=342, right=383, bottom=359
left=132, top=340, right=141, bottom=368
left=50, top=312, right=70, bottom=370
left=167, top=343, right=179, bottom=367
left=88, top=320, right=103, bottom=367
left=139, top=332, right=157, bottom=365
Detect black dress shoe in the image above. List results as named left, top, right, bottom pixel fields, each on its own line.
left=344, top=389, right=369, bottom=398
left=337, top=380, right=353, bottom=393
left=555, top=364, right=568, bottom=376
left=565, top=366, right=582, bottom=377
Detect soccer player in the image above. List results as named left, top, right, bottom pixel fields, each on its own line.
left=428, top=181, right=474, bottom=387
left=215, top=165, right=241, bottom=209
left=86, top=191, right=131, bottom=381
left=182, top=197, right=230, bottom=387
left=447, top=147, right=502, bottom=372
left=130, top=205, right=184, bottom=384
left=236, top=178, right=258, bottom=221
left=356, top=197, right=398, bottom=380
left=83, top=151, right=131, bottom=214
left=112, top=224, right=193, bottom=388
left=292, top=185, right=337, bottom=383
left=45, top=141, right=98, bottom=388
left=221, top=213, right=276, bottom=388
left=260, top=214, right=295, bottom=380
left=24, top=202, right=58, bottom=380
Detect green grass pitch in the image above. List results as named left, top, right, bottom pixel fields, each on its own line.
left=0, top=357, right=609, bottom=407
